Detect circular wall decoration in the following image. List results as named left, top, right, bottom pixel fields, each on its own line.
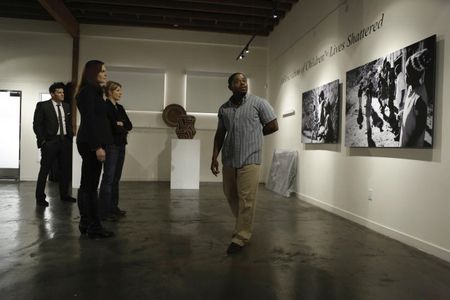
left=162, top=104, right=186, bottom=127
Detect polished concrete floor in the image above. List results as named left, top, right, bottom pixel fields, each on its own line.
left=0, top=181, right=449, bottom=300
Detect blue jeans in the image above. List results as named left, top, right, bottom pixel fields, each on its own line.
left=99, top=144, right=126, bottom=217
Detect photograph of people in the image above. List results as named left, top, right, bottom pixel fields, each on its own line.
left=301, top=80, right=340, bottom=144
left=345, top=35, right=435, bottom=148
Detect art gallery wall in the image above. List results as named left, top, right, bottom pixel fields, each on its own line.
left=79, top=24, right=268, bottom=182
left=0, top=18, right=73, bottom=181
left=0, top=18, right=268, bottom=183
left=266, top=0, right=450, bottom=261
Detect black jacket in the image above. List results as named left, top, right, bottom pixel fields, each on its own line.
left=76, top=84, right=113, bottom=149
left=105, top=99, right=133, bottom=145
left=33, top=99, right=73, bottom=148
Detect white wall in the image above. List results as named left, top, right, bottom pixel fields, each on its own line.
left=266, top=0, right=450, bottom=261
left=0, top=18, right=72, bottom=180
left=0, top=18, right=268, bottom=183
left=79, top=24, right=268, bottom=182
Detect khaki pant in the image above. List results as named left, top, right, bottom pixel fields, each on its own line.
left=222, top=164, right=260, bottom=246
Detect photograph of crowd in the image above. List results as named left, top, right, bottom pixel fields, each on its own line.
left=345, top=35, right=436, bottom=148
left=301, top=79, right=340, bottom=144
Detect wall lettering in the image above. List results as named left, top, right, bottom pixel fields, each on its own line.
left=280, top=13, right=385, bottom=86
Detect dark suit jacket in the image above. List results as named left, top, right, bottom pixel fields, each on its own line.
left=76, top=84, right=113, bottom=150
left=33, top=99, right=73, bottom=148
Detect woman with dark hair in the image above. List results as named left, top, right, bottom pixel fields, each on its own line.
left=75, top=60, right=114, bottom=238
left=99, top=80, right=132, bottom=221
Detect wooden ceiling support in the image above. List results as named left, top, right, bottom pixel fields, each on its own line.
left=38, top=0, right=80, bottom=37
left=38, top=0, right=80, bottom=133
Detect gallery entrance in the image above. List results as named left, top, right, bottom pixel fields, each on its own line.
left=0, top=90, right=21, bottom=180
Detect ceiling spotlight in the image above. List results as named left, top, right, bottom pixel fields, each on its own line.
left=236, top=34, right=256, bottom=61
left=272, top=0, right=279, bottom=19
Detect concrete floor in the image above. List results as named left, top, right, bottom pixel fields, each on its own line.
left=0, top=181, right=449, bottom=300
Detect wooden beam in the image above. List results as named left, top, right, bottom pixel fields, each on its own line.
left=170, top=0, right=295, bottom=10
left=70, top=3, right=270, bottom=25
left=38, top=0, right=79, bottom=37
left=67, top=0, right=296, bottom=11
left=38, top=1, right=80, bottom=132
left=78, top=17, right=270, bottom=36
left=66, top=0, right=276, bottom=17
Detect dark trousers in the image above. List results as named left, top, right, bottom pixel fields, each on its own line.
left=99, top=144, right=126, bottom=217
left=77, top=142, right=103, bottom=229
left=77, top=143, right=102, bottom=193
left=35, top=137, right=72, bottom=200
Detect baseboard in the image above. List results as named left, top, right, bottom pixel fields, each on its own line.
left=297, top=192, right=450, bottom=263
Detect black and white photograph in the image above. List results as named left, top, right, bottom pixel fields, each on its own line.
left=301, top=79, right=340, bottom=144
left=345, top=35, right=436, bottom=148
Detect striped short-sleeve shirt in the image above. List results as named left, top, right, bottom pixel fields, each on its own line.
left=218, top=93, right=277, bottom=168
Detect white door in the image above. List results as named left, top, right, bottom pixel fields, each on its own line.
left=0, top=90, right=21, bottom=179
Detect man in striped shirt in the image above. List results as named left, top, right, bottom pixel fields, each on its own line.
left=211, top=73, right=278, bottom=255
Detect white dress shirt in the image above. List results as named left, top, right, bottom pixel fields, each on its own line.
left=51, top=99, right=66, bottom=135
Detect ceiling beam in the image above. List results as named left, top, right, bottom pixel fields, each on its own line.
left=0, top=6, right=52, bottom=20
left=0, top=0, right=294, bottom=36
left=38, top=0, right=80, bottom=37
left=66, top=0, right=296, bottom=11
left=70, top=4, right=270, bottom=25
left=171, top=0, right=295, bottom=10
left=65, top=0, right=283, bottom=17
left=37, top=0, right=81, bottom=130
left=77, top=16, right=272, bottom=36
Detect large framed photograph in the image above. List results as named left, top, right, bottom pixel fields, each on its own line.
left=345, top=35, right=436, bottom=148
left=301, top=79, right=340, bottom=144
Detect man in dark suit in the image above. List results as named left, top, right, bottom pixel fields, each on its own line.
left=33, top=82, right=76, bottom=206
